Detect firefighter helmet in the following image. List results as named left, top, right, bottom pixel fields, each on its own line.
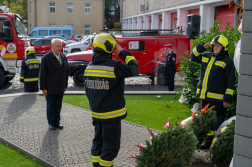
left=211, top=35, right=229, bottom=51
left=25, top=47, right=35, bottom=56
left=93, top=33, right=116, bottom=54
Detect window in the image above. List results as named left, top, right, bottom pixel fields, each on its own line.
left=30, top=24, right=32, bottom=32
left=63, top=30, right=71, bottom=36
left=0, top=19, right=13, bottom=42
left=49, top=3, right=56, bottom=14
left=43, top=40, right=51, bottom=44
left=30, top=2, right=32, bottom=13
left=38, top=30, right=48, bottom=36
left=49, top=30, right=61, bottom=35
left=67, top=3, right=74, bottom=14
left=85, top=25, right=91, bottom=35
left=128, top=41, right=145, bottom=51
left=30, top=31, right=37, bottom=36
left=84, top=4, right=91, bottom=15
left=13, top=17, right=27, bottom=38
left=32, top=40, right=43, bottom=45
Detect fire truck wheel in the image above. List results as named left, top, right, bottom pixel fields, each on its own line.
left=0, top=68, right=5, bottom=88
left=5, top=74, right=15, bottom=82
left=73, top=69, right=85, bottom=87
left=71, top=49, right=81, bottom=53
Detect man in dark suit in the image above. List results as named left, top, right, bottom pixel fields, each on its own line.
left=164, top=44, right=176, bottom=91
left=40, top=38, right=69, bottom=130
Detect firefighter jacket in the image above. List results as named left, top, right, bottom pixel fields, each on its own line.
left=191, top=44, right=235, bottom=103
left=20, top=55, right=40, bottom=82
left=84, top=50, right=139, bottom=122
left=165, top=51, right=176, bottom=75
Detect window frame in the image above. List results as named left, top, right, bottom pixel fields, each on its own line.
left=49, top=2, right=56, bottom=14
left=84, top=25, right=91, bottom=35
left=84, top=3, right=91, bottom=15
left=128, top=41, right=145, bottom=52
left=67, top=3, right=74, bottom=14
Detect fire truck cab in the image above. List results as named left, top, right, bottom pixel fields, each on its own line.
left=0, top=6, right=30, bottom=88
left=66, top=31, right=190, bottom=86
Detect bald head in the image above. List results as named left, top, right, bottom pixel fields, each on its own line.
left=51, top=38, right=62, bottom=55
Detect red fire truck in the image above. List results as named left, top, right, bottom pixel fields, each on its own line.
left=0, top=6, right=30, bottom=88
left=66, top=31, right=190, bottom=86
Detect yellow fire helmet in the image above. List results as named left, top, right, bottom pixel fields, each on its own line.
left=211, top=35, right=229, bottom=51
left=25, top=46, right=35, bottom=56
left=93, top=33, right=116, bottom=54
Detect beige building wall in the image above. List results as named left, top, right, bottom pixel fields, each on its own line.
left=28, top=0, right=104, bottom=36
left=123, top=0, right=201, bottom=18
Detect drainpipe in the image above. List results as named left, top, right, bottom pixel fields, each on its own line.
left=234, top=0, right=239, bottom=31
left=35, top=0, right=37, bottom=27
left=120, top=0, right=123, bottom=23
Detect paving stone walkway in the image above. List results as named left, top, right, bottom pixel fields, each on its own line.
left=0, top=94, right=156, bottom=167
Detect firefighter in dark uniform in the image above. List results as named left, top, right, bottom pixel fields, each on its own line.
left=191, top=35, right=235, bottom=149
left=20, top=47, right=40, bottom=92
left=164, top=44, right=176, bottom=91
left=84, top=33, right=139, bottom=167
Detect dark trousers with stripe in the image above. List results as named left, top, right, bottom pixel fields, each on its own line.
left=46, top=94, right=64, bottom=126
left=166, top=74, right=175, bottom=91
left=24, top=81, right=39, bottom=92
left=92, top=120, right=121, bottom=167
left=201, top=99, right=227, bottom=147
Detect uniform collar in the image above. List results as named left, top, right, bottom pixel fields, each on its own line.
left=212, top=51, right=228, bottom=60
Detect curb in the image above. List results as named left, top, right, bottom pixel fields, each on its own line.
left=0, top=136, right=57, bottom=167
left=0, top=91, right=176, bottom=98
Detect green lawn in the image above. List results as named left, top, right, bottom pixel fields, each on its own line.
left=0, top=142, right=45, bottom=167
left=62, top=94, right=192, bottom=131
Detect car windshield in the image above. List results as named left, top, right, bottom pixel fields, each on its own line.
left=13, top=16, right=27, bottom=38
left=80, top=36, right=88, bottom=42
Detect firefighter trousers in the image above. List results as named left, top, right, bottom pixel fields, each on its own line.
left=166, top=74, right=175, bottom=91
left=201, top=99, right=227, bottom=147
left=24, top=81, right=39, bottom=92
left=91, top=120, right=121, bottom=167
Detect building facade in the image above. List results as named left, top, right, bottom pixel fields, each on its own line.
left=122, top=0, right=235, bottom=33
left=28, top=0, right=104, bottom=36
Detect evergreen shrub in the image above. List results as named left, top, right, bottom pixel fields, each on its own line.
left=189, top=104, right=217, bottom=148
left=210, top=120, right=235, bottom=166
left=132, top=118, right=198, bottom=167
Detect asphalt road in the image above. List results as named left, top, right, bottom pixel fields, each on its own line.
left=0, top=65, right=184, bottom=95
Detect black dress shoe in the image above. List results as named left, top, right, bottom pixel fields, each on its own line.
left=49, top=125, right=56, bottom=130
left=199, top=144, right=210, bottom=150
left=56, top=124, right=63, bottom=129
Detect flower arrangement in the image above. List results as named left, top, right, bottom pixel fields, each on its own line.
left=189, top=104, right=217, bottom=148
left=131, top=118, right=198, bottom=167
left=210, top=120, right=236, bottom=166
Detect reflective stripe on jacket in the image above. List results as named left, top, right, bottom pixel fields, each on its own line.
left=20, top=56, right=40, bottom=83
left=191, top=44, right=235, bottom=103
left=84, top=50, right=139, bottom=122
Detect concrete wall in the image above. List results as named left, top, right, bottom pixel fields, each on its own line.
left=28, top=0, right=104, bottom=36
left=233, top=0, right=252, bottom=166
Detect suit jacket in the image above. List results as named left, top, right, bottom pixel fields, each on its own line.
left=40, top=50, right=69, bottom=94
left=165, top=51, right=176, bottom=75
